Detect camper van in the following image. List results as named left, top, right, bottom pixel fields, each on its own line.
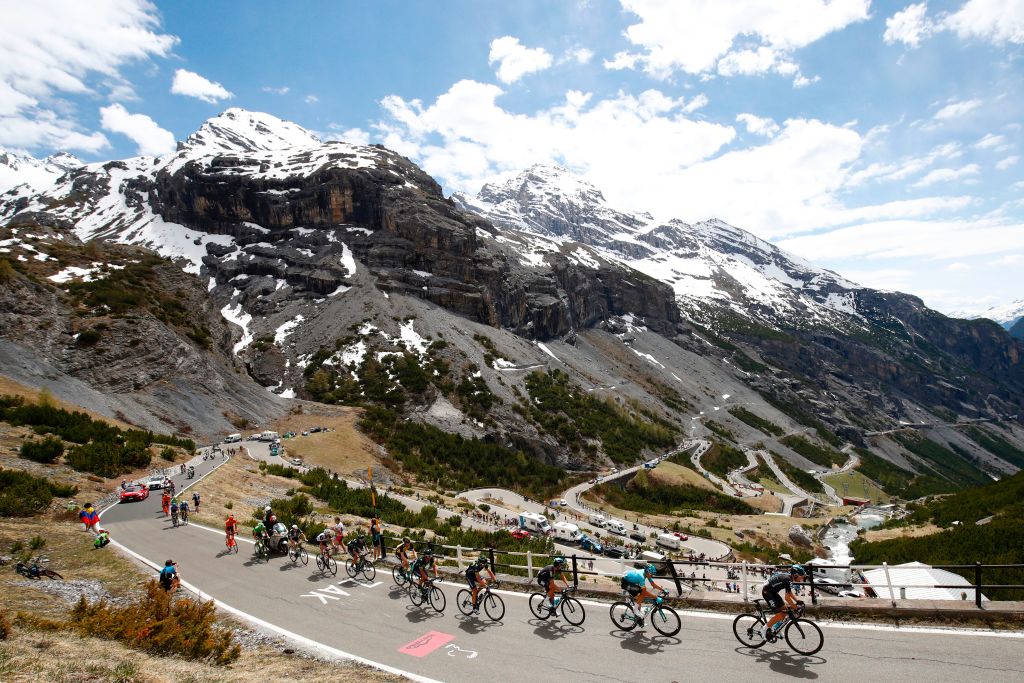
left=605, top=519, right=627, bottom=536
left=553, top=522, right=581, bottom=543
left=258, top=431, right=279, bottom=442
left=224, top=433, right=242, bottom=444
left=519, top=512, right=552, bottom=535
left=656, top=533, right=682, bottom=550
left=588, top=513, right=607, bottom=528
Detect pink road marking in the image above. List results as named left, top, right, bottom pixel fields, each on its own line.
left=398, top=631, right=456, bottom=658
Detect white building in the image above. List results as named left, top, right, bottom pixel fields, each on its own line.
left=862, top=561, right=987, bottom=602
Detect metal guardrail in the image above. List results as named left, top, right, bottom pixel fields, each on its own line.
left=379, top=535, right=1023, bottom=607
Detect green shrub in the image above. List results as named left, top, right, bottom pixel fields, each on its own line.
left=159, top=447, right=176, bottom=462
left=701, top=441, right=747, bottom=478
left=67, top=581, right=239, bottom=664
left=0, top=468, right=77, bottom=516
left=75, top=328, right=102, bottom=347
left=729, top=407, right=784, bottom=436
left=779, top=435, right=844, bottom=468
left=892, top=433, right=990, bottom=489
left=593, top=469, right=755, bottom=515
left=19, top=436, right=64, bottom=463
left=770, top=451, right=825, bottom=495
left=66, top=440, right=151, bottom=478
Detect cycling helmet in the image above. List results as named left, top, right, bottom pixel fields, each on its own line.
left=478, top=556, right=490, bottom=567
left=646, top=564, right=657, bottom=574
left=553, top=556, right=566, bottom=566
left=291, top=524, right=299, bottom=530
left=403, top=536, right=411, bottom=544
left=264, top=505, right=271, bottom=512
left=790, top=564, right=807, bottom=576
left=165, top=559, right=174, bottom=566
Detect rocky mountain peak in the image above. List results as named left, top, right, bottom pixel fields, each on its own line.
left=177, top=108, right=321, bottom=156
left=0, top=146, right=82, bottom=194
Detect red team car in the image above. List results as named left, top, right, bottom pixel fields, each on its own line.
left=119, top=483, right=149, bottom=503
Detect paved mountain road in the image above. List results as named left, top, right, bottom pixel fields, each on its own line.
left=102, top=459, right=1024, bottom=683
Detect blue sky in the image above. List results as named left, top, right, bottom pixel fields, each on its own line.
left=1, top=0, right=1022, bottom=315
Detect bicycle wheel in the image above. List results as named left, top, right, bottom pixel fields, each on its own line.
left=429, top=585, right=446, bottom=613
left=483, top=592, right=505, bottom=622
left=560, top=596, right=586, bottom=626
left=361, top=562, right=376, bottom=581
left=732, top=613, right=767, bottom=648
left=610, top=601, right=638, bottom=631
left=529, top=593, right=551, bottom=620
left=345, top=558, right=357, bottom=578
left=298, top=546, right=308, bottom=565
left=409, top=585, right=425, bottom=606
left=43, top=569, right=64, bottom=581
left=326, top=556, right=338, bottom=576
left=393, top=566, right=408, bottom=587
left=785, top=618, right=824, bottom=656
left=316, top=555, right=325, bottom=572
left=457, top=589, right=475, bottom=616
left=650, top=605, right=681, bottom=637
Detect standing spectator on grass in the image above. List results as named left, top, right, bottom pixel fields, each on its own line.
left=192, top=491, right=201, bottom=512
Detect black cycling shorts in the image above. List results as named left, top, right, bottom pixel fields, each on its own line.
left=625, top=583, right=643, bottom=597
left=762, top=588, right=784, bottom=611
left=537, top=573, right=551, bottom=588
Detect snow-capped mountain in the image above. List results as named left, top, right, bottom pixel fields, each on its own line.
left=0, top=147, right=81, bottom=194
left=455, top=164, right=862, bottom=331
left=969, top=299, right=1024, bottom=330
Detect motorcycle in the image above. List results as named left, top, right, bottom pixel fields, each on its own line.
left=15, top=557, right=63, bottom=580
left=187, top=466, right=195, bottom=479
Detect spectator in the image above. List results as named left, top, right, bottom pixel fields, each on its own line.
left=159, top=560, right=180, bottom=592
left=192, top=491, right=201, bottom=511
left=79, top=503, right=101, bottom=535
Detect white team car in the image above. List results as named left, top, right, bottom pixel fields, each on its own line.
left=145, top=474, right=169, bottom=490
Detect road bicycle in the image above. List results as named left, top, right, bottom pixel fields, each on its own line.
left=15, top=557, right=63, bottom=580
left=288, top=543, right=308, bottom=566
left=315, top=548, right=338, bottom=576
left=528, top=586, right=585, bottom=626
left=457, top=582, right=505, bottom=621
left=408, top=578, right=446, bottom=613
left=179, top=508, right=189, bottom=526
left=609, top=589, right=681, bottom=637
left=732, top=600, right=824, bottom=656
left=225, top=533, right=239, bottom=554
left=392, top=563, right=413, bottom=587
left=254, top=535, right=270, bottom=560
left=345, top=551, right=376, bottom=581
left=170, top=509, right=179, bottom=528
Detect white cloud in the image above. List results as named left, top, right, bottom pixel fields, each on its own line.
left=973, top=133, right=1005, bottom=149
left=171, top=69, right=232, bottom=103
left=991, top=253, right=1024, bottom=265
left=99, top=103, right=175, bottom=156
left=262, top=86, right=290, bottom=95
left=305, top=95, right=319, bottom=104
left=1014, top=180, right=1024, bottom=190
left=488, top=36, right=553, bottom=84
left=736, top=113, right=780, bottom=137
left=610, top=0, right=870, bottom=79
left=780, top=216, right=1024, bottom=261
left=564, top=47, right=594, bottom=64
left=946, top=262, right=971, bottom=271
left=996, top=155, right=1020, bottom=170
left=912, top=164, right=981, bottom=187
left=945, top=0, right=1024, bottom=45
left=792, top=73, right=821, bottom=88
left=322, top=126, right=371, bottom=145
left=884, top=3, right=934, bottom=47
left=0, top=0, right=176, bottom=153
left=682, top=94, right=709, bottom=113
left=933, top=98, right=983, bottom=120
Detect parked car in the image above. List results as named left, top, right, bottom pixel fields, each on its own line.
left=145, top=474, right=167, bottom=490
left=301, top=430, right=310, bottom=436
left=579, top=535, right=603, bottom=553
left=673, top=532, right=689, bottom=541
left=290, top=458, right=303, bottom=466
left=629, top=531, right=646, bottom=543
left=310, top=426, right=323, bottom=433
left=508, top=528, right=531, bottom=540
left=119, top=484, right=149, bottom=503
left=603, top=545, right=625, bottom=559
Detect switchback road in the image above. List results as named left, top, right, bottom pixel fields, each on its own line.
left=102, top=459, right=1024, bottom=683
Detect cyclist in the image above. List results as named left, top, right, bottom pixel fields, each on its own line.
left=252, top=520, right=269, bottom=546
left=225, top=514, right=238, bottom=549
left=396, top=536, right=417, bottom=573
left=466, top=556, right=498, bottom=613
left=412, top=545, right=439, bottom=588
left=762, top=565, right=806, bottom=637
left=346, top=532, right=367, bottom=566
left=622, top=563, right=665, bottom=612
left=537, top=556, right=570, bottom=611
left=316, top=529, right=333, bottom=559
left=331, top=517, right=346, bottom=551
left=169, top=497, right=180, bottom=526
left=179, top=498, right=190, bottom=525
left=287, top=524, right=306, bottom=553
left=159, top=560, right=180, bottom=592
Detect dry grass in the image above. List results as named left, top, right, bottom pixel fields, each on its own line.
left=824, top=470, right=890, bottom=504
left=0, top=631, right=406, bottom=683
left=861, top=523, right=942, bottom=543
left=271, top=408, right=377, bottom=475
left=0, top=376, right=135, bottom=431
left=649, top=461, right=716, bottom=490
left=185, top=455, right=304, bottom=531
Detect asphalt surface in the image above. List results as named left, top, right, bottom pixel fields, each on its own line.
left=103, top=457, right=1024, bottom=683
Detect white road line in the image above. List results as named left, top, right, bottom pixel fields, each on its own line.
left=108, top=538, right=445, bottom=683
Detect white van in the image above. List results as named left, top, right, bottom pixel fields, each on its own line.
left=606, top=519, right=627, bottom=536
left=519, top=512, right=552, bottom=535
left=258, top=430, right=279, bottom=442
left=553, top=522, right=581, bottom=543
left=589, top=513, right=607, bottom=528
left=656, top=533, right=681, bottom=550
left=224, top=433, right=242, bottom=444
